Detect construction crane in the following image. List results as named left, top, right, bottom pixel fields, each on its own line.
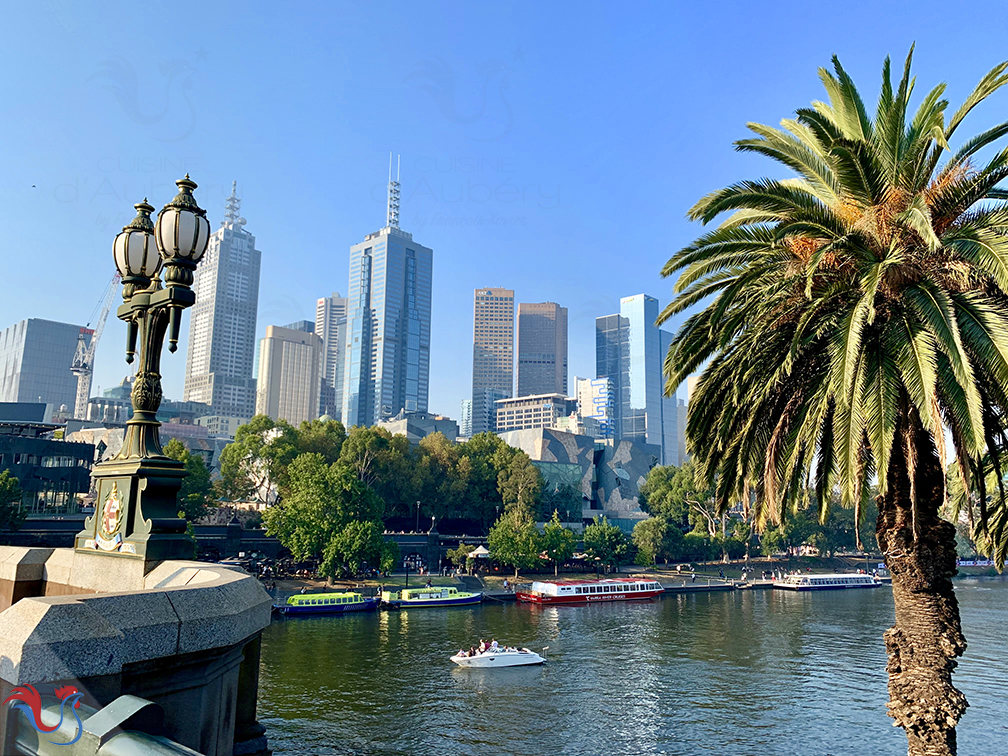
left=71, top=272, right=120, bottom=420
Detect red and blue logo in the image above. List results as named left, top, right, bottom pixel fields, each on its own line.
left=3, top=684, right=85, bottom=745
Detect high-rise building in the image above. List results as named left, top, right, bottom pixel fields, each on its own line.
left=494, top=393, right=578, bottom=433
left=342, top=159, right=433, bottom=427
left=459, top=399, right=473, bottom=438
left=183, top=182, right=261, bottom=423
left=255, top=325, right=323, bottom=426
left=596, top=294, right=679, bottom=466
left=576, top=376, right=615, bottom=438
left=471, top=287, right=514, bottom=435
left=316, top=293, right=348, bottom=421
left=0, top=319, right=85, bottom=416
left=517, top=302, right=567, bottom=397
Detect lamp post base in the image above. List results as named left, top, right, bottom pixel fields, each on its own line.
left=75, top=456, right=195, bottom=569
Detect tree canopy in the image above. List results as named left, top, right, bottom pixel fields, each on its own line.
left=0, top=470, right=26, bottom=531
left=163, top=438, right=214, bottom=522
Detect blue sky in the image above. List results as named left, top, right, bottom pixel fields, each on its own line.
left=2, top=1, right=1007, bottom=416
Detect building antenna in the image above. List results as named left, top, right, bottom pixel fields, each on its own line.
left=223, top=180, right=244, bottom=227
left=387, top=151, right=400, bottom=229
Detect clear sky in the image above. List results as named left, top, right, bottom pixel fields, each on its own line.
left=2, top=1, right=1007, bottom=416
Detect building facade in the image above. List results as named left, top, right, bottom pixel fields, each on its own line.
left=517, top=301, right=567, bottom=397
left=342, top=174, right=433, bottom=428
left=596, top=294, right=679, bottom=466
left=0, top=404, right=93, bottom=516
left=459, top=399, right=473, bottom=438
left=255, top=325, right=323, bottom=426
left=471, top=287, right=514, bottom=435
left=183, top=182, right=261, bottom=424
left=495, top=393, right=578, bottom=433
left=376, top=410, right=460, bottom=444
left=0, top=319, right=85, bottom=417
left=315, top=293, right=348, bottom=421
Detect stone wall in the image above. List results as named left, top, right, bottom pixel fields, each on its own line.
left=0, top=547, right=272, bottom=756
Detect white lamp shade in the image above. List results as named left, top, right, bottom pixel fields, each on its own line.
left=156, top=206, right=210, bottom=263
left=113, top=226, right=161, bottom=279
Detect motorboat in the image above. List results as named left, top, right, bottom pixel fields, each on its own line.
left=516, top=577, right=664, bottom=605
left=450, top=646, right=547, bottom=668
left=275, top=591, right=380, bottom=616
left=774, top=572, right=882, bottom=591
left=381, top=585, right=483, bottom=608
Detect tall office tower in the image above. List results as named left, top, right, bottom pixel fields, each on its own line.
left=596, top=294, right=679, bottom=465
left=0, top=318, right=85, bottom=413
left=517, top=302, right=567, bottom=397
left=255, top=325, right=323, bottom=426
left=459, top=399, right=473, bottom=438
left=471, top=287, right=514, bottom=435
left=315, top=293, right=348, bottom=421
left=342, top=158, right=433, bottom=427
left=183, top=182, right=261, bottom=422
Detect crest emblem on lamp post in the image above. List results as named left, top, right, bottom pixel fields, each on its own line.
left=96, top=481, right=124, bottom=551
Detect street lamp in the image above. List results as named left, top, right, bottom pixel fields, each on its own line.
left=76, top=176, right=210, bottom=563
left=415, top=500, right=421, bottom=533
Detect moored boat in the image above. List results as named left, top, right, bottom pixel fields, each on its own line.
left=451, top=646, right=546, bottom=667
left=381, top=585, right=483, bottom=608
left=275, top=591, right=380, bottom=616
left=515, top=577, right=664, bottom=605
left=773, top=573, right=881, bottom=591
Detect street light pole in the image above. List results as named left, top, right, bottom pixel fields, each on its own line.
left=75, top=177, right=210, bottom=565
left=416, top=500, right=420, bottom=533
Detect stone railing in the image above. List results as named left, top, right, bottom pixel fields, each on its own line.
left=0, top=547, right=272, bottom=756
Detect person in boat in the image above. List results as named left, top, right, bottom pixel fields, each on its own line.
left=491, top=639, right=499, bottom=651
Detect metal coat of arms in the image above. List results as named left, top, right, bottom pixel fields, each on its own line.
left=96, top=481, right=124, bottom=551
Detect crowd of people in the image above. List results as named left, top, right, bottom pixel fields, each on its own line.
left=456, top=639, right=521, bottom=657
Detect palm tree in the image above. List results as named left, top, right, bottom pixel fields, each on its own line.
left=661, top=48, right=1008, bottom=756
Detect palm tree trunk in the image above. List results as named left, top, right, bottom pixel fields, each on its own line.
left=876, top=409, right=967, bottom=756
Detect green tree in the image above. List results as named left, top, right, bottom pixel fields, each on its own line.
left=583, top=516, right=630, bottom=569
left=295, top=417, right=347, bottom=464
left=540, top=510, right=576, bottom=575
left=0, top=470, right=26, bottom=531
left=379, top=538, right=400, bottom=574
left=632, top=517, right=667, bottom=566
left=498, top=452, right=543, bottom=513
left=639, top=461, right=714, bottom=534
left=218, top=415, right=298, bottom=505
left=661, top=49, right=1008, bottom=754
left=487, top=506, right=541, bottom=578
left=262, top=454, right=385, bottom=579
left=163, top=438, right=214, bottom=522
left=538, top=483, right=583, bottom=523
left=457, top=433, right=522, bottom=530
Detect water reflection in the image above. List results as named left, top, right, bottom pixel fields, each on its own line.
left=259, top=580, right=1008, bottom=756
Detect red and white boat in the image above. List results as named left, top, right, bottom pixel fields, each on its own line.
left=515, top=577, right=664, bottom=605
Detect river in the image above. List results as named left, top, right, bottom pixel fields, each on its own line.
left=258, top=578, right=1007, bottom=755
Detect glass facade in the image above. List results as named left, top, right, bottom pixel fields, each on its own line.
left=595, top=295, right=678, bottom=465
left=471, top=288, right=514, bottom=435
left=0, top=319, right=84, bottom=414
left=342, top=227, right=432, bottom=427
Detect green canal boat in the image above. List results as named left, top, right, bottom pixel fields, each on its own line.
left=381, top=585, right=483, bottom=608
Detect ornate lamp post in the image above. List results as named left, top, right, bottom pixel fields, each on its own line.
left=76, top=176, right=210, bottom=564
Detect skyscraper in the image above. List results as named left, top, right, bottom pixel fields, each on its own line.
left=471, top=287, right=514, bottom=435
left=517, top=301, right=567, bottom=397
left=596, top=294, right=679, bottom=465
left=342, top=159, right=433, bottom=427
left=255, top=324, right=323, bottom=426
left=0, top=318, right=85, bottom=414
left=183, top=182, right=261, bottom=422
left=316, top=293, right=348, bottom=421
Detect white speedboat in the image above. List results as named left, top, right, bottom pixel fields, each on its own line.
left=450, top=646, right=547, bottom=668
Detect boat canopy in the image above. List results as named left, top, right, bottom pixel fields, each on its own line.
left=286, top=592, right=364, bottom=606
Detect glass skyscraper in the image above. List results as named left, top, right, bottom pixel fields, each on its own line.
left=341, top=175, right=432, bottom=427
left=596, top=294, right=679, bottom=465
left=516, top=301, right=567, bottom=397
left=471, top=287, right=514, bottom=435
left=316, top=292, right=348, bottom=420
left=0, top=318, right=84, bottom=414
left=183, top=182, right=261, bottom=422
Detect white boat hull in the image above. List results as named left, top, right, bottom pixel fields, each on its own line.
left=451, top=649, right=545, bottom=668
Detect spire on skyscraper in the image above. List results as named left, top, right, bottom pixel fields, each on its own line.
left=387, top=153, right=400, bottom=229
left=222, top=180, right=245, bottom=227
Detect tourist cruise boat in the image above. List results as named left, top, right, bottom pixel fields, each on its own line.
left=450, top=646, right=546, bottom=668
left=774, top=573, right=881, bottom=591
left=380, top=585, right=483, bottom=608
left=515, top=577, right=664, bottom=605
left=276, top=591, right=380, bottom=616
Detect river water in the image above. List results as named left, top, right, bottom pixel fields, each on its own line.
left=258, top=578, right=1007, bottom=755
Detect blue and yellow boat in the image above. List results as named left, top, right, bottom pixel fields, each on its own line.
left=380, top=585, right=483, bottom=608
left=276, top=591, right=379, bottom=616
